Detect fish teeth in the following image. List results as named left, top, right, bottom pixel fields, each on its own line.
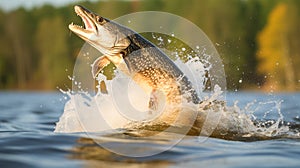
left=69, top=22, right=84, bottom=29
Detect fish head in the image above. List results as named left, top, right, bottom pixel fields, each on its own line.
left=69, top=5, right=131, bottom=57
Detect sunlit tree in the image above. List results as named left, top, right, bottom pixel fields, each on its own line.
left=257, top=3, right=296, bottom=91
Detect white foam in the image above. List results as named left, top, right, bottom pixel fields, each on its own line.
left=55, top=56, right=210, bottom=133
left=55, top=47, right=293, bottom=140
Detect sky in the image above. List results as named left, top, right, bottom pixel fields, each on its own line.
left=0, top=0, right=90, bottom=12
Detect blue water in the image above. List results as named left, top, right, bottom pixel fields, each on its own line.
left=1, top=92, right=300, bottom=168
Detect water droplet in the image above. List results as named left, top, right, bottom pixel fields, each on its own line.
left=167, top=39, right=171, bottom=43
left=182, top=47, right=186, bottom=51
left=171, top=33, right=175, bottom=37
left=128, top=20, right=131, bottom=23
left=68, top=75, right=75, bottom=81
left=239, top=79, right=243, bottom=83
left=152, top=34, right=157, bottom=39
left=157, top=36, right=163, bottom=42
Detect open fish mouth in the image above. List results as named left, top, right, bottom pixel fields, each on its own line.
left=69, top=5, right=98, bottom=37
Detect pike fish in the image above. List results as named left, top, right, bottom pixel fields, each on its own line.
left=69, top=5, right=200, bottom=124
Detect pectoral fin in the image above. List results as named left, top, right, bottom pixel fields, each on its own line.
left=91, top=56, right=111, bottom=78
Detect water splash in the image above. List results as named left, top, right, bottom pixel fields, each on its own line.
left=55, top=33, right=299, bottom=141
left=210, top=99, right=291, bottom=140
left=55, top=60, right=299, bottom=141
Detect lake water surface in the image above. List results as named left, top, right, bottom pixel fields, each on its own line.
left=1, top=92, right=300, bottom=168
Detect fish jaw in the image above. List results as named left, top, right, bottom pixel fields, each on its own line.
left=69, top=5, right=132, bottom=77
left=68, top=5, right=98, bottom=40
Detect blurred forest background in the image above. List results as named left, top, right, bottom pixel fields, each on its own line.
left=0, top=0, right=299, bottom=91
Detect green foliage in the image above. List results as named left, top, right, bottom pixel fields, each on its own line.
left=4, top=8, right=35, bottom=89
left=0, top=0, right=298, bottom=91
left=35, top=16, right=72, bottom=89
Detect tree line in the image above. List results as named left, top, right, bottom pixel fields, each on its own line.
left=0, top=0, right=299, bottom=91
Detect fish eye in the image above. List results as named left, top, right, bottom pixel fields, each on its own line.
left=97, top=16, right=104, bottom=23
